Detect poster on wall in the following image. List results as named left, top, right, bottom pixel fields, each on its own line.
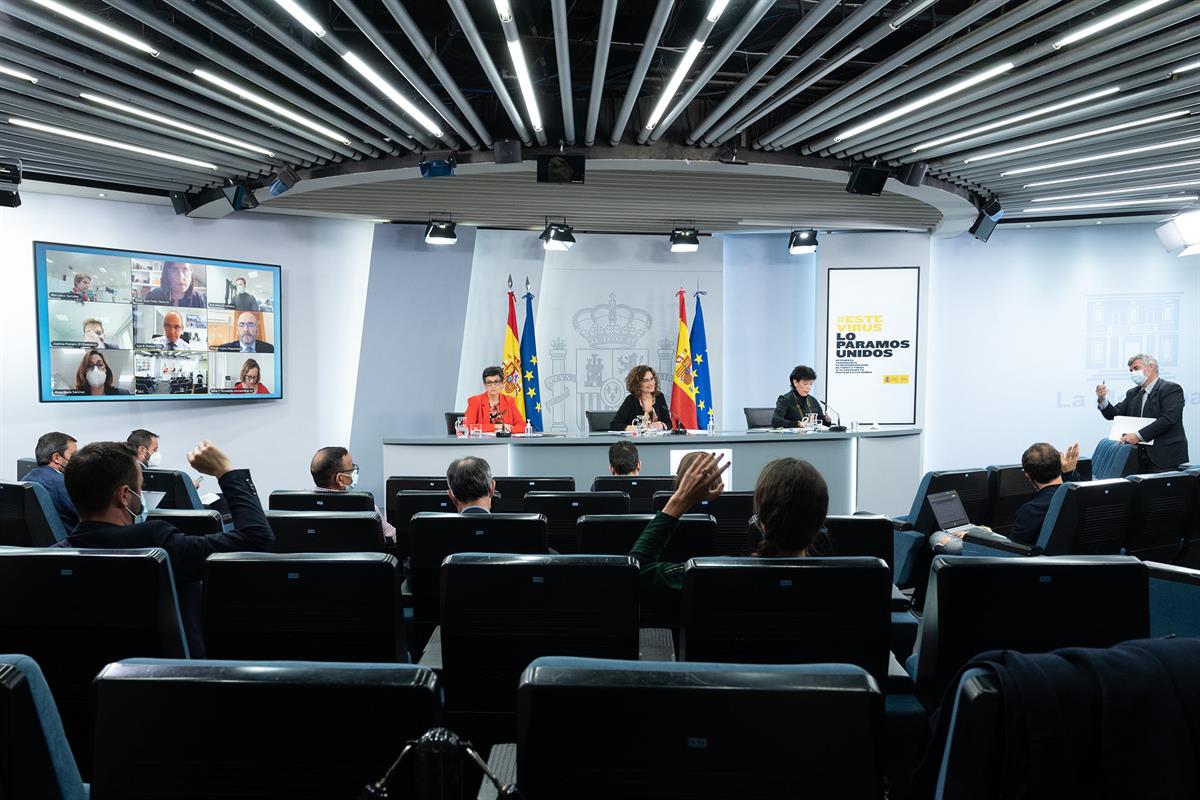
left=825, top=267, right=919, bottom=425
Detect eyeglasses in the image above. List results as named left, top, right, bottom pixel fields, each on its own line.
left=484, top=379, right=503, bottom=386
left=640, top=376, right=657, bottom=384
left=338, top=465, right=360, bottom=476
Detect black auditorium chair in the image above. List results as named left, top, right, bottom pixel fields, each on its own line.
left=0, top=654, right=87, bottom=800
left=389, top=490, right=502, bottom=561
left=494, top=477, right=575, bottom=513
left=0, top=548, right=188, bottom=773
left=962, top=479, right=1135, bottom=557
left=1124, top=471, right=1196, bottom=563
left=982, top=463, right=1037, bottom=535
left=90, top=659, right=439, bottom=799
left=141, top=468, right=205, bottom=510
left=445, top=411, right=463, bottom=434
left=652, top=490, right=755, bottom=556
left=424, top=554, right=652, bottom=729
left=680, top=557, right=897, bottom=691
left=386, top=475, right=447, bottom=497
left=891, top=468, right=989, bottom=591
left=484, top=658, right=884, bottom=800
left=910, top=555, right=1149, bottom=709
left=267, top=510, right=386, bottom=553
left=585, top=410, right=617, bottom=432
left=0, top=480, right=68, bottom=546
left=268, top=489, right=377, bottom=511
left=807, top=514, right=913, bottom=617
left=1148, top=561, right=1200, bottom=638
left=743, top=407, right=776, bottom=429
left=147, top=508, right=224, bottom=535
left=523, top=491, right=629, bottom=553
left=576, top=513, right=718, bottom=562
left=203, top=552, right=405, bottom=662
left=407, top=512, right=549, bottom=630
left=15, top=456, right=37, bottom=479
left=591, top=476, right=675, bottom=513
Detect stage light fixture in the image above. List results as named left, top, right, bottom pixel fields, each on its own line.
left=29, top=0, right=159, bottom=56
left=540, top=219, right=576, bottom=251
left=788, top=229, right=818, bottom=254
left=425, top=218, right=457, bottom=245
left=669, top=226, right=700, bottom=253
left=419, top=156, right=456, bottom=178
left=1156, top=208, right=1200, bottom=256
left=1053, top=0, right=1170, bottom=49
left=268, top=167, right=299, bottom=197
left=222, top=182, right=260, bottom=211
left=0, top=160, right=21, bottom=208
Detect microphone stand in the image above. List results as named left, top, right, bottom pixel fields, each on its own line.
left=820, top=398, right=847, bottom=432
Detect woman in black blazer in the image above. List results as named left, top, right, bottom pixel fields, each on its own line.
left=772, top=365, right=831, bottom=428
left=610, top=364, right=671, bottom=431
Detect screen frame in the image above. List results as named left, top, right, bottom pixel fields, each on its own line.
left=33, top=240, right=284, bottom=403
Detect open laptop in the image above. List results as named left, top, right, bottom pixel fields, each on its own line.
left=927, top=490, right=978, bottom=535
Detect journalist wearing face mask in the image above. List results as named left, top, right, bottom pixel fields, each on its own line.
left=74, top=349, right=130, bottom=396
left=57, top=440, right=274, bottom=658
left=1097, top=353, right=1190, bottom=471
left=309, top=446, right=397, bottom=541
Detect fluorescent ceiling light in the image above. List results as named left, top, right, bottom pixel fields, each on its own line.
left=788, top=229, right=819, bottom=254
left=0, top=64, right=38, bottom=84
left=494, top=0, right=514, bottom=22
left=342, top=52, right=443, bottom=137
left=504, top=39, right=543, bottom=132
left=29, top=0, right=159, bottom=56
left=7, top=117, right=219, bottom=170
left=913, top=86, right=1120, bottom=152
left=707, top=0, right=731, bottom=22
left=1053, top=0, right=1171, bottom=49
left=1172, top=60, right=1200, bottom=76
left=1023, top=195, right=1198, bottom=213
left=646, top=39, right=704, bottom=131
left=80, top=93, right=276, bottom=157
left=889, top=0, right=938, bottom=30
left=1023, top=157, right=1200, bottom=188
left=1033, top=179, right=1200, bottom=203
left=835, top=62, right=1014, bottom=142
left=670, top=227, right=700, bottom=253
left=193, top=69, right=352, bottom=146
left=1001, top=135, right=1200, bottom=177
left=962, top=110, right=1192, bottom=163
left=271, top=0, right=325, bottom=37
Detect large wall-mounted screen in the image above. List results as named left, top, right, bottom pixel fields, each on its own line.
left=35, top=241, right=282, bottom=402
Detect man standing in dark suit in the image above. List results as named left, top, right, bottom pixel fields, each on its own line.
left=446, top=456, right=494, bottom=514
left=1098, top=353, right=1189, bottom=471
left=57, top=439, right=273, bottom=657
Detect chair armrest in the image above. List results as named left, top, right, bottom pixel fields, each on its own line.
left=418, top=625, right=443, bottom=672
left=893, top=529, right=927, bottom=588
left=639, top=627, right=676, bottom=661
left=885, top=651, right=915, bottom=694
left=961, top=529, right=1034, bottom=557
left=477, top=743, right=518, bottom=800
left=890, top=583, right=911, bottom=612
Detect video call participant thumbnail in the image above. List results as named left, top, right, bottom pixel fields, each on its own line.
left=150, top=311, right=199, bottom=351
left=68, top=273, right=96, bottom=302
left=144, top=261, right=206, bottom=308
left=83, top=318, right=118, bottom=349
left=216, top=311, right=274, bottom=353
left=74, top=349, right=130, bottom=396
left=234, top=358, right=270, bottom=394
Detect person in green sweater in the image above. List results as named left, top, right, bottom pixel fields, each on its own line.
left=628, top=454, right=830, bottom=597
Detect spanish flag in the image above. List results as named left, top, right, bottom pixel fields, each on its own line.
left=501, top=291, right=526, bottom=423
left=670, top=289, right=699, bottom=429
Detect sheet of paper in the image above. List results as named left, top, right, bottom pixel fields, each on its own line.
left=1108, top=415, right=1156, bottom=446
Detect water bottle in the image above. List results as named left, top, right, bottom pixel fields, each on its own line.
left=707, top=412, right=715, bottom=435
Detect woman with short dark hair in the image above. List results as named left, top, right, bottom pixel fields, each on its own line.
left=463, top=365, right=526, bottom=433
left=609, top=364, right=671, bottom=431
left=771, top=364, right=831, bottom=428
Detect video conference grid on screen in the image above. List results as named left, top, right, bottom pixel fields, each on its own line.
left=35, top=242, right=282, bottom=402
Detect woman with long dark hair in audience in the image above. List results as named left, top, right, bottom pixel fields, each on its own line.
left=629, top=454, right=829, bottom=595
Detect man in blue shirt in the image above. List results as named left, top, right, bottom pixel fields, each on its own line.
left=23, top=432, right=79, bottom=531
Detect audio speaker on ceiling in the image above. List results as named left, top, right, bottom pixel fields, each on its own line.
left=494, top=140, right=522, bottom=164
left=845, top=165, right=891, bottom=196
left=896, top=162, right=928, bottom=187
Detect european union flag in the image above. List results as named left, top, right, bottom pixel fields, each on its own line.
left=520, top=291, right=544, bottom=432
left=690, top=292, right=714, bottom=429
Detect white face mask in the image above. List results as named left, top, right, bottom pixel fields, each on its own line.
left=85, top=366, right=107, bottom=387
left=1131, top=369, right=1147, bottom=387
left=146, top=451, right=163, bottom=468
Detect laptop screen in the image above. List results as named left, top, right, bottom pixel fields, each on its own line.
left=928, top=490, right=971, bottom=530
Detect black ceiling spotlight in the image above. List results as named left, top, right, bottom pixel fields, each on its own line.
left=0, top=160, right=22, bottom=208
left=540, top=216, right=576, bottom=251
left=268, top=167, right=299, bottom=197
left=222, top=181, right=259, bottom=211
left=669, top=224, right=700, bottom=253
left=846, top=163, right=891, bottom=195
left=788, top=229, right=819, bottom=254
left=424, top=214, right=457, bottom=245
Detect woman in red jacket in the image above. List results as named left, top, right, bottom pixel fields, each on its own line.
left=464, top=366, right=526, bottom=433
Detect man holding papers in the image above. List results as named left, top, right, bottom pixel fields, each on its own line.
left=1097, top=353, right=1188, bottom=471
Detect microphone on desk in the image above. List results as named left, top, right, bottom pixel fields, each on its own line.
left=820, top=398, right=847, bottom=432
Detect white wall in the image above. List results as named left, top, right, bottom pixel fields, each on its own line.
left=0, top=192, right=375, bottom=497
left=924, top=223, right=1199, bottom=470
